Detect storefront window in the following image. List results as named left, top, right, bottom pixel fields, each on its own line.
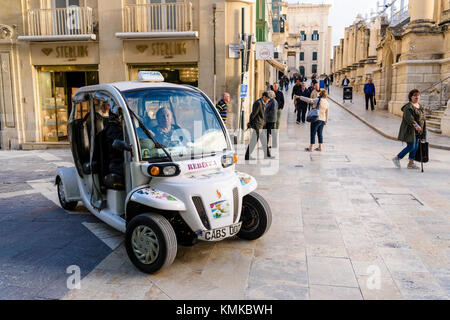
left=129, top=64, right=198, bottom=87
left=38, top=67, right=98, bottom=142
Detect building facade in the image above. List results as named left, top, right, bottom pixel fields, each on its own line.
left=0, top=0, right=267, bottom=150
left=333, top=0, right=450, bottom=136
left=286, top=3, right=332, bottom=78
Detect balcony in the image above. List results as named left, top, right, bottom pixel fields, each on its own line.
left=19, top=6, right=96, bottom=41
left=118, top=1, right=196, bottom=39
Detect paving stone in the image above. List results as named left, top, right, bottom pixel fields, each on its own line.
left=357, top=276, right=403, bottom=300
left=378, top=248, right=429, bottom=273
left=307, top=256, right=359, bottom=288
left=309, top=285, right=363, bottom=300
left=391, top=272, right=449, bottom=300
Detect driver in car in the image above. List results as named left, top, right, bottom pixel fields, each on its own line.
left=152, top=107, right=182, bottom=147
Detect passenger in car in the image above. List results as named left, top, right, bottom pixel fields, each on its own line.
left=105, top=104, right=124, bottom=177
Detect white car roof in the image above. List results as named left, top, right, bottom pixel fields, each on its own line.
left=111, top=81, right=196, bottom=92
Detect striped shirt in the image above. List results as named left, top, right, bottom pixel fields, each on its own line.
left=216, top=99, right=228, bottom=123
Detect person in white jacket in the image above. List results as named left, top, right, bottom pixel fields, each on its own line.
left=298, top=90, right=330, bottom=152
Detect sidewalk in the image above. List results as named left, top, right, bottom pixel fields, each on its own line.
left=328, top=86, right=450, bottom=150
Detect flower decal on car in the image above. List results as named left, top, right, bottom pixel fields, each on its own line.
left=137, top=188, right=177, bottom=201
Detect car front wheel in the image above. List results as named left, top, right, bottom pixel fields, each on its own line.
left=57, top=178, right=78, bottom=211
left=237, top=192, right=272, bottom=240
left=125, top=213, right=177, bottom=274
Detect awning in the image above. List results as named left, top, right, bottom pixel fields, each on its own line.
left=115, top=31, right=199, bottom=39
left=18, top=34, right=96, bottom=42
left=266, top=59, right=287, bottom=74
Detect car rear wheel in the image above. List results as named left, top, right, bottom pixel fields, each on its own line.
left=125, top=213, right=177, bottom=274
left=237, top=192, right=272, bottom=240
left=57, top=178, right=78, bottom=211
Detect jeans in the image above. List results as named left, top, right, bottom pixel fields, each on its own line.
left=296, top=101, right=308, bottom=123
left=245, top=128, right=270, bottom=159
left=398, top=136, right=419, bottom=160
left=365, top=94, right=375, bottom=110
left=265, top=122, right=275, bottom=149
left=310, top=120, right=325, bottom=145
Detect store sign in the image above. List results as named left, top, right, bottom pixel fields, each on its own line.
left=255, top=42, right=274, bottom=61
left=55, top=45, right=89, bottom=58
left=124, top=39, right=199, bottom=64
left=30, top=43, right=99, bottom=65
left=150, top=42, right=187, bottom=57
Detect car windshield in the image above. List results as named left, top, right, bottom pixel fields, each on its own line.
left=122, top=88, right=229, bottom=161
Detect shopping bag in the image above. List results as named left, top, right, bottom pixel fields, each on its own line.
left=414, top=140, right=429, bottom=163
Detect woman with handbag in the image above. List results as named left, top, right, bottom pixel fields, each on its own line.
left=298, top=90, right=329, bottom=152
left=392, top=89, right=427, bottom=170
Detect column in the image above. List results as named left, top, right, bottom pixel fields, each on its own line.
left=409, top=0, right=435, bottom=26
left=368, top=18, right=378, bottom=58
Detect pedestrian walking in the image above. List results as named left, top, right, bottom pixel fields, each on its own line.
left=265, top=91, right=278, bottom=152
left=215, top=92, right=230, bottom=124
left=292, top=81, right=310, bottom=124
left=285, top=76, right=290, bottom=91
left=273, top=83, right=284, bottom=149
left=364, top=78, right=376, bottom=111
left=342, top=75, right=350, bottom=87
left=324, top=75, right=330, bottom=94
left=273, top=83, right=285, bottom=130
left=245, top=92, right=272, bottom=160
left=309, top=83, right=321, bottom=111
left=392, top=89, right=427, bottom=170
left=298, top=89, right=330, bottom=152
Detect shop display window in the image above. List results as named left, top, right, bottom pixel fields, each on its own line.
left=38, top=68, right=99, bottom=142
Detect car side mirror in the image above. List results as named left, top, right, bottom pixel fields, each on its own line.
left=112, top=139, right=132, bottom=152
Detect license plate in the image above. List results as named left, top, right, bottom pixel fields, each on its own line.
left=198, top=222, right=242, bottom=241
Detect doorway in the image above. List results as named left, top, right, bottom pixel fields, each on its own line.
left=38, top=67, right=98, bottom=142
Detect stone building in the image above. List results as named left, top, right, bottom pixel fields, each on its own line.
left=286, top=3, right=332, bottom=78
left=332, top=0, right=450, bottom=136
left=270, top=0, right=289, bottom=82
left=0, top=0, right=268, bottom=150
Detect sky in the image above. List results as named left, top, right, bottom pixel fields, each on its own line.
left=286, top=0, right=380, bottom=46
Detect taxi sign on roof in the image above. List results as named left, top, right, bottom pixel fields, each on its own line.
left=138, top=71, right=164, bottom=82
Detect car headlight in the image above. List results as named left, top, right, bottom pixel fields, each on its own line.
left=163, top=165, right=177, bottom=176
left=147, top=163, right=180, bottom=177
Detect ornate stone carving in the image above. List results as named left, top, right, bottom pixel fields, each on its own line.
left=0, top=24, right=14, bottom=40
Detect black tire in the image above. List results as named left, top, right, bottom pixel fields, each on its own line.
left=57, top=178, right=78, bottom=211
left=125, top=213, right=177, bottom=274
left=237, top=192, right=272, bottom=240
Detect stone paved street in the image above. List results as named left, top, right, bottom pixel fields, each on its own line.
left=1, top=89, right=450, bottom=300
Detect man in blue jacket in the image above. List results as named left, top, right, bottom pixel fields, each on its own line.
left=364, top=78, right=376, bottom=111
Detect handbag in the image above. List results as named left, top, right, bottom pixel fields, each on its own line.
left=414, top=139, right=429, bottom=163
left=306, top=97, right=321, bottom=123
left=374, top=97, right=377, bottom=106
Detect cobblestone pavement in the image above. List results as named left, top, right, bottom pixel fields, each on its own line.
left=328, top=85, right=450, bottom=150
left=1, top=88, right=450, bottom=300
